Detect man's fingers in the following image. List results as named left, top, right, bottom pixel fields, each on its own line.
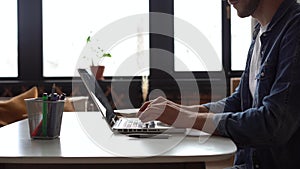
left=138, top=97, right=167, bottom=116
left=138, top=97, right=177, bottom=123
left=138, top=106, right=164, bottom=122
left=137, top=101, right=152, bottom=117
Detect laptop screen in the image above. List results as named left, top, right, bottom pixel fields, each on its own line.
left=78, top=68, right=116, bottom=127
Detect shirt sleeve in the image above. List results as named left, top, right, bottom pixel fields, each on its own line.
left=203, top=79, right=243, bottom=114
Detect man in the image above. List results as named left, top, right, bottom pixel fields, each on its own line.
left=138, top=0, right=300, bottom=168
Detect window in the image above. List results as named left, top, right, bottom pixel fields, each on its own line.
left=43, top=0, right=149, bottom=77
left=0, top=0, right=18, bottom=77
left=174, top=0, right=222, bottom=72
left=3, top=1, right=249, bottom=93
left=230, top=7, right=252, bottom=71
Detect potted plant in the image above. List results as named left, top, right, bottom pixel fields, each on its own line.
left=86, top=36, right=112, bottom=80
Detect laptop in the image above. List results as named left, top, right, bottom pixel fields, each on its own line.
left=78, top=68, right=186, bottom=134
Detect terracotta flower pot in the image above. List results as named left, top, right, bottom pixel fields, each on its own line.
left=90, top=65, right=105, bottom=80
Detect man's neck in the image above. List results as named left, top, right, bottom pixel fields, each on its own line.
left=252, top=0, right=284, bottom=26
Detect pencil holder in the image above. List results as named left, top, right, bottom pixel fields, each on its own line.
left=25, top=98, right=65, bottom=139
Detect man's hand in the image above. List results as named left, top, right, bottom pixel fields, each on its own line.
left=138, top=96, right=209, bottom=116
left=137, top=97, right=212, bottom=130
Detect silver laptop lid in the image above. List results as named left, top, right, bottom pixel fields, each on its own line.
left=78, top=68, right=117, bottom=127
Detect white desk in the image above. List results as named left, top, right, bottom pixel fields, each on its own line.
left=0, top=112, right=236, bottom=169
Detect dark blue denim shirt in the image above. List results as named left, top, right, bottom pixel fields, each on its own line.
left=203, top=0, right=300, bottom=168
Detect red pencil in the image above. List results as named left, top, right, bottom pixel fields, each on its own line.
left=31, top=120, right=42, bottom=137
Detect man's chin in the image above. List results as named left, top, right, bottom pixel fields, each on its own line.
left=228, top=0, right=239, bottom=5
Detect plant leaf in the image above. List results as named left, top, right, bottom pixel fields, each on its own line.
left=86, top=36, right=91, bottom=43
left=102, top=53, right=112, bottom=57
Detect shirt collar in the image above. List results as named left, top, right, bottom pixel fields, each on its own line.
left=268, top=0, right=297, bottom=31
left=252, top=0, right=297, bottom=39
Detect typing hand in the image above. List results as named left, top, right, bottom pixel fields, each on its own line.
left=138, top=97, right=208, bottom=115
left=137, top=97, right=198, bottom=129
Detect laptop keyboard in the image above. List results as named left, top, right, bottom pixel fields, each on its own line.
left=125, top=119, right=155, bottom=128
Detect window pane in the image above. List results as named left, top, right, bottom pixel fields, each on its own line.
left=174, top=0, right=222, bottom=72
left=0, top=0, right=18, bottom=77
left=231, top=9, right=252, bottom=71
left=43, top=0, right=149, bottom=77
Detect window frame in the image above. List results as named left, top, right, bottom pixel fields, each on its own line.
left=1, top=0, right=245, bottom=96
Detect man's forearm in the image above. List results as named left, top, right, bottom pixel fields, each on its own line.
left=193, top=113, right=219, bottom=135
left=181, top=105, right=209, bottom=113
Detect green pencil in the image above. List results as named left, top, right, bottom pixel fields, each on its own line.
left=42, top=93, right=48, bottom=137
